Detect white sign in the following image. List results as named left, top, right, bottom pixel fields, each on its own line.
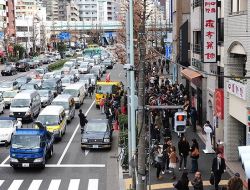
left=226, top=80, right=246, bottom=100
left=203, top=0, right=217, bottom=63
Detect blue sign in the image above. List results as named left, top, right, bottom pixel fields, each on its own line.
left=165, top=45, right=172, bottom=60
left=0, top=32, right=4, bottom=39
left=58, top=32, right=71, bottom=40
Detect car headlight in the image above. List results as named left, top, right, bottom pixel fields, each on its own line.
left=25, top=111, right=31, bottom=115
left=10, top=158, right=18, bottom=163
left=33, top=157, right=44, bottom=163
left=9, top=111, right=13, bottom=116
left=103, top=138, right=110, bottom=143
left=82, top=138, right=88, bottom=143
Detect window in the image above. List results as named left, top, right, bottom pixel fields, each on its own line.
left=230, top=0, right=247, bottom=14
left=193, top=31, right=201, bottom=54
left=218, top=18, right=224, bottom=44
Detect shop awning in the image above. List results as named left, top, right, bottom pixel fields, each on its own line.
left=181, top=68, right=201, bottom=81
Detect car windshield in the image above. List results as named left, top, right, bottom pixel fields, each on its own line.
left=12, top=135, right=40, bottom=149
left=63, top=89, right=78, bottom=96
left=0, top=82, right=12, bottom=88
left=3, top=91, right=17, bottom=98
left=20, top=84, right=34, bottom=90
left=52, top=101, right=69, bottom=110
left=80, top=64, right=88, bottom=68
left=96, top=85, right=113, bottom=94
left=37, top=115, right=59, bottom=126
left=0, top=120, right=13, bottom=128
left=16, top=78, right=26, bottom=83
left=85, top=122, right=107, bottom=132
left=38, top=91, right=48, bottom=97
left=11, top=99, right=30, bottom=107
left=35, top=69, right=44, bottom=74
left=62, top=78, right=71, bottom=83
left=42, top=82, right=56, bottom=89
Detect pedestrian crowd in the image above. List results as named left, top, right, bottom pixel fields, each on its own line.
left=145, top=59, right=243, bottom=190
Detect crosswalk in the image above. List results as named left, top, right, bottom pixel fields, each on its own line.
left=0, top=179, right=99, bottom=190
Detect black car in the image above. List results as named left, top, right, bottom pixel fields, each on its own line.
left=1, top=64, right=17, bottom=76
left=81, top=119, right=113, bottom=150
left=16, top=59, right=30, bottom=72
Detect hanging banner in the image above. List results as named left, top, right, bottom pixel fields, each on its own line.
left=203, top=0, right=217, bottom=63
left=214, top=89, right=224, bottom=120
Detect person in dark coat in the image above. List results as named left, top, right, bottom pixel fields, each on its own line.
left=191, top=171, right=203, bottom=190
left=79, top=109, right=88, bottom=133
left=190, top=107, right=198, bottom=132
left=178, top=135, right=190, bottom=170
left=211, top=152, right=226, bottom=190
left=174, top=171, right=189, bottom=190
left=190, top=139, right=200, bottom=173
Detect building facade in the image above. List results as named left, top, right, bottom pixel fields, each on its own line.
left=58, top=0, right=79, bottom=21
left=224, top=0, right=248, bottom=161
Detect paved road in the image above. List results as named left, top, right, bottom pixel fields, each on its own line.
left=0, top=63, right=126, bottom=190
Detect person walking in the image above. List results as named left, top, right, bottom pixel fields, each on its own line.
left=99, top=96, right=105, bottom=114
left=191, top=171, right=203, bottom=190
left=154, top=146, right=163, bottom=180
left=173, top=171, right=189, bottom=190
left=227, top=174, right=243, bottom=190
left=169, top=146, right=178, bottom=179
left=79, top=109, right=88, bottom=133
left=178, top=135, right=190, bottom=171
left=190, top=139, right=200, bottom=173
left=211, top=151, right=226, bottom=190
left=161, top=138, right=171, bottom=174
left=190, top=107, right=198, bottom=132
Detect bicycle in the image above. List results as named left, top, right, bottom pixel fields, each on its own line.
left=117, top=144, right=128, bottom=169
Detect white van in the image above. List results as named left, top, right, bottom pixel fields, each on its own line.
left=10, top=90, right=41, bottom=121
left=52, top=94, right=75, bottom=122
left=63, top=83, right=85, bottom=108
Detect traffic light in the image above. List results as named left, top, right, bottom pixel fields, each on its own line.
left=174, top=111, right=187, bottom=134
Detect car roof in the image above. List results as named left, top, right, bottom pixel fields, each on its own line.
left=0, top=116, right=16, bottom=121
left=15, top=128, right=46, bottom=135
left=53, top=94, right=73, bottom=101
left=14, top=90, right=37, bottom=99
left=39, top=105, right=64, bottom=115
left=64, top=83, right=83, bottom=89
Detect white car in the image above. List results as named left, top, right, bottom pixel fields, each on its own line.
left=78, top=63, right=90, bottom=74
left=43, top=72, right=56, bottom=79
left=0, top=117, right=22, bottom=144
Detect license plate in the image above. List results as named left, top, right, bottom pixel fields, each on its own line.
left=22, top=163, right=29, bottom=167
left=93, top=145, right=99, bottom=148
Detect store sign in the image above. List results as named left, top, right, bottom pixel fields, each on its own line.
left=203, top=0, right=217, bottom=63
left=226, top=80, right=246, bottom=100
left=215, top=89, right=224, bottom=120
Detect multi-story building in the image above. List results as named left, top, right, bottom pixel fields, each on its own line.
left=7, top=0, right=16, bottom=39
left=76, top=0, right=120, bottom=22
left=171, top=0, right=190, bottom=83
left=15, top=0, right=39, bottom=18
left=58, top=0, right=79, bottom=21
left=39, top=0, right=59, bottom=21
left=224, top=0, right=249, bottom=161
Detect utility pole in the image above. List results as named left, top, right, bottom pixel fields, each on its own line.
left=136, top=0, right=147, bottom=189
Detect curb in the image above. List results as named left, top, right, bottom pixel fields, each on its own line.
left=118, top=147, right=126, bottom=190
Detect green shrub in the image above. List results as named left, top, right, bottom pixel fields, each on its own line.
left=48, top=59, right=67, bottom=71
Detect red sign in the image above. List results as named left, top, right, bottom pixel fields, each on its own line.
left=215, top=89, right=224, bottom=120
left=203, top=0, right=217, bottom=63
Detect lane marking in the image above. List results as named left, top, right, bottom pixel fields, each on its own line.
left=8, top=180, right=23, bottom=190
left=87, top=179, right=99, bottom=190
left=84, top=150, right=90, bottom=156
left=0, top=164, right=106, bottom=168
left=48, top=179, right=61, bottom=190
left=68, top=179, right=80, bottom=190
left=27, top=180, right=42, bottom=190
left=0, top=156, right=10, bottom=165
left=0, top=180, right=4, bottom=187
left=57, top=100, right=95, bottom=165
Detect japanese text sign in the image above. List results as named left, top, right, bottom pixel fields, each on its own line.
left=226, top=80, right=246, bottom=100
left=203, top=0, right=217, bottom=63
left=215, top=89, right=224, bottom=120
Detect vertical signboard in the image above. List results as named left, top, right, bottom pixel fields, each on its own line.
left=203, top=0, right=217, bottom=63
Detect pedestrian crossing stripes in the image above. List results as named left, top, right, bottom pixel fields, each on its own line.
left=0, top=179, right=99, bottom=190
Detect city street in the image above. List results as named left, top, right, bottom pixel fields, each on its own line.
left=0, top=63, right=126, bottom=190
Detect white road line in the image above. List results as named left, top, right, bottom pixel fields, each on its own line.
left=57, top=100, right=95, bottom=165
left=0, top=156, right=10, bottom=165
left=87, top=179, right=99, bottom=190
left=27, top=180, right=42, bottom=190
left=0, top=164, right=106, bottom=168
left=48, top=179, right=61, bottom=190
left=0, top=180, right=4, bottom=187
left=8, top=180, right=23, bottom=190
left=84, top=150, right=90, bottom=156
left=68, top=179, right=80, bottom=190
